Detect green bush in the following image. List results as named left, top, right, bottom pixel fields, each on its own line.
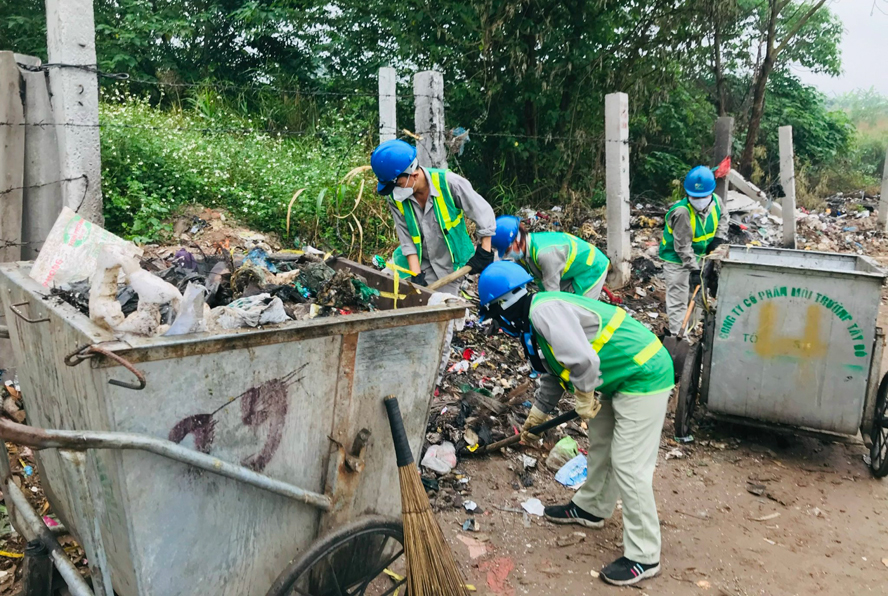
left=100, top=88, right=396, bottom=259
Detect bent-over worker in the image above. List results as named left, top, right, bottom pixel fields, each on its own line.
left=491, top=215, right=610, bottom=299
left=371, top=139, right=496, bottom=294
left=477, top=261, right=675, bottom=587
left=659, top=166, right=728, bottom=335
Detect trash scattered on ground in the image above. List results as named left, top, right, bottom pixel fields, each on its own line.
left=555, top=532, right=587, bottom=548
left=554, top=454, right=588, bottom=488
left=665, top=448, right=684, bottom=460
left=520, top=455, right=537, bottom=470
left=746, top=483, right=766, bottom=496
left=464, top=500, right=478, bottom=512
left=421, top=442, right=457, bottom=475
left=520, top=498, right=545, bottom=517
left=545, top=437, right=579, bottom=471
left=462, top=519, right=479, bottom=532
left=749, top=512, right=781, bottom=522
left=456, top=534, right=490, bottom=559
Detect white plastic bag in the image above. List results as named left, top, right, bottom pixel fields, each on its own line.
left=165, top=283, right=208, bottom=336
left=31, top=207, right=142, bottom=287
left=209, top=294, right=290, bottom=330
left=421, top=441, right=457, bottom=475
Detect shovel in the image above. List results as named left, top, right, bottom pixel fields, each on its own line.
left=461, top=409, right=579, bottom=456
left=662, top=285, right=700, bottom=379
left=427, top=265, right=473, bottom=292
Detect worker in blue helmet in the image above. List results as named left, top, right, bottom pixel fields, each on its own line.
left=658, top=166, right=728, bottom=334
left=371, top=139, right=496, bottom=294
left=492, top=215, right=610, bottom=298
left=478, top=261, right=673, bottom=587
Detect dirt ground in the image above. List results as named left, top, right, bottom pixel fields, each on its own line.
left=436, top=404, right=888, bottom=596
left=433, top=272, right=888, bottom=596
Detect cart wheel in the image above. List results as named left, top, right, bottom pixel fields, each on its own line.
left=674, top=343, right=702, bottom=438
left=266, top=516, right=407, bottom=596
left=869, top=373, right=888, bottom=478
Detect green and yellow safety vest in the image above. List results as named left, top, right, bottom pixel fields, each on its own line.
left=524, top=232, right=610, bottom=295
left=390, top=169, right=475, bottom=272
left=530, top=293, right=675, bottom=396
left=659, top=195, right=723, bottom=264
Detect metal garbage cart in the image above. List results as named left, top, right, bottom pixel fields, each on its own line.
left=673, top=246, right=888, bottom=477
left=0, top=258, right=466, bottom=596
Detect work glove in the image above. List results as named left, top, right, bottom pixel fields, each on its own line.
left=520, top=405, right=549, bottom=443
left=575, top=389, right=602, bottom=420
left=411, top=271, right=427, bottom=286
left=703, top=260, right=719, bottom=296
left=467, top=245, right=495, bottom=274
left=689, top=269, right=702, bottom=297
left=706, top=237, right=728, bottom=255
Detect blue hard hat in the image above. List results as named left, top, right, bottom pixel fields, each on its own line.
left=371, top=140, right=418, bottom=194
left=684, top=165, right=716, bottom=198
left=478, top=261, right=533, bottom=306
left=492, top=216, right=521, bottom=257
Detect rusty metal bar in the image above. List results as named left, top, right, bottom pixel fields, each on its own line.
left=861, top=327, right=885, bottom=441
left=9, top=301, right=49, bottom=324
left=0, top=419, right=332, bottom=510
left=4, top=479, right=94, bottom=596
left=64, top=345, right=146, bottom=390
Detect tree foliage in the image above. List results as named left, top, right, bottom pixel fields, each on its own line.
left=0, top=0, right=861, bottom=211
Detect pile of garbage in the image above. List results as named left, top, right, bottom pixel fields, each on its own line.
left=34, top=208, right=380, bottom=338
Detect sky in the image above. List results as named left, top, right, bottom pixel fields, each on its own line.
left=794, top=0, right=888, bottom=97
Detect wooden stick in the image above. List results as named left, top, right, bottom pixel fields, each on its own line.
left=465, top=409, right=579, bottom=456
left=427, top=265, right=473, bottom=291
left=679, top=285, right=700, bottom=339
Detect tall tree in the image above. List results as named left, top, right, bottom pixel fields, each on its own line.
left=737, top=0, right=838, bottom=176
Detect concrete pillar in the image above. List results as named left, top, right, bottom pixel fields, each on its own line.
left=879, top=146, right=888, bottom=231
left=18, top=56, right=63, bottom=260
left=713, top=116, right=734, bottom=202
left=778, top=125, right=796, bottom=249
left=0, top=52, right=25, bottom=263
left=45, top=0, right=104, bottom=225
left=413, top=70, right=447, bottom=169
left=605, top=92, right=631, bottom=289
left=378, top=67, right=397, bottom=144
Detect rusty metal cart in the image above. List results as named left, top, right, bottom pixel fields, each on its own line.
left=0, top=258, right=465, bottom=596
left=674, top=246, right=888, bottom=477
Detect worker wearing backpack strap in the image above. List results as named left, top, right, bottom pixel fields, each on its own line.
left=371, top=139, right=496, bottom=294
left=478, top=261, right=675, bottom=587
left=491, top=215, right=610, bottom=299
left=659, top=166, right=729, bottom=335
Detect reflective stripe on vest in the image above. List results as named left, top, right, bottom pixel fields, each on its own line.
left=659, top=195, right=722, bottom=263
left=525, top=232, right=609, bottom=296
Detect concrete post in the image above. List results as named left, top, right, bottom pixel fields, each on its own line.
left=713, top=116, right=734, bottom=202
left=0, top=52, right=25, bottom=263
left=605, top=92, right=631, bottom=289
left=378, top=67, right=397, bottom=144
left=45, top=0, right=104, bottom=225
left=879, top=146, right=888, bottom=231
left=778, top=125, right=796, bottom=249
left=413, top=70, right=447, bottom=169
left=18, top=56, right=63, bottom=260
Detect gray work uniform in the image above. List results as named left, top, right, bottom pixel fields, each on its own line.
left=522, top=249, right=606, bottom=299
left=528, top=298, right=670, bottom=565
left=662, top=196, right=728, bottom=334
left=387, top=167, right=496, bottom=295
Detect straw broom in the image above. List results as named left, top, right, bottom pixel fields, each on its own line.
left=384, top=396, right=470, bottom=596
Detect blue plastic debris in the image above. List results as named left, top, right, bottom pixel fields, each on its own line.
left=554, top=454, right=587, bottom=488
left=23, top=465, right=33, bottom=477
left=245, top=247, right=279, bottom=273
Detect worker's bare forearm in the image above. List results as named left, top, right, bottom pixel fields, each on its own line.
left=407, top=254, right=421, bottom=274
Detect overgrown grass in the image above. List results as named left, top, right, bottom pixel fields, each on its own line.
left=99, top=88, right=396, bottom=260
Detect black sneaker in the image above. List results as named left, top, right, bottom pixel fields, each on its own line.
left=600, top=557, right=661, bottom=586
left=543, top=502, right=604, bottom=528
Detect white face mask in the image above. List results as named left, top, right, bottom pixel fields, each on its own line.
left=392, top=175, right=417, bottom=201
left=505, top=249, right=525, bottom=261
left=689, top=196, right=713, bottom=212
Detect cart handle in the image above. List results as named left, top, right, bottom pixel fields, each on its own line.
left=10, top=301, right=49, bottom=324
left=0, top=417, right=332, bottom=510
left=64, top=345, right=147, bottom=391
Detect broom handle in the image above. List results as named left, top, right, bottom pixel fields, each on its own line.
left=679, top=285, right=700, bottom=339
left=384, top=396, right=414, bottom=467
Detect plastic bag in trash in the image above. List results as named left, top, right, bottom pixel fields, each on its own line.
left=421, top=441, right=457, bottom=475
left=545, top=436, right=579, bottom=471
left=209, top=293, right=290, bottom=330
left=554, top=454, right=587, bottom=489
left=31, top=207, right=143, bottom=287
left=165, top=283, right=208, bottom=336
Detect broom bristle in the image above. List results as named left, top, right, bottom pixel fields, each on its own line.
left=399, top=465, right=470, bottom=596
